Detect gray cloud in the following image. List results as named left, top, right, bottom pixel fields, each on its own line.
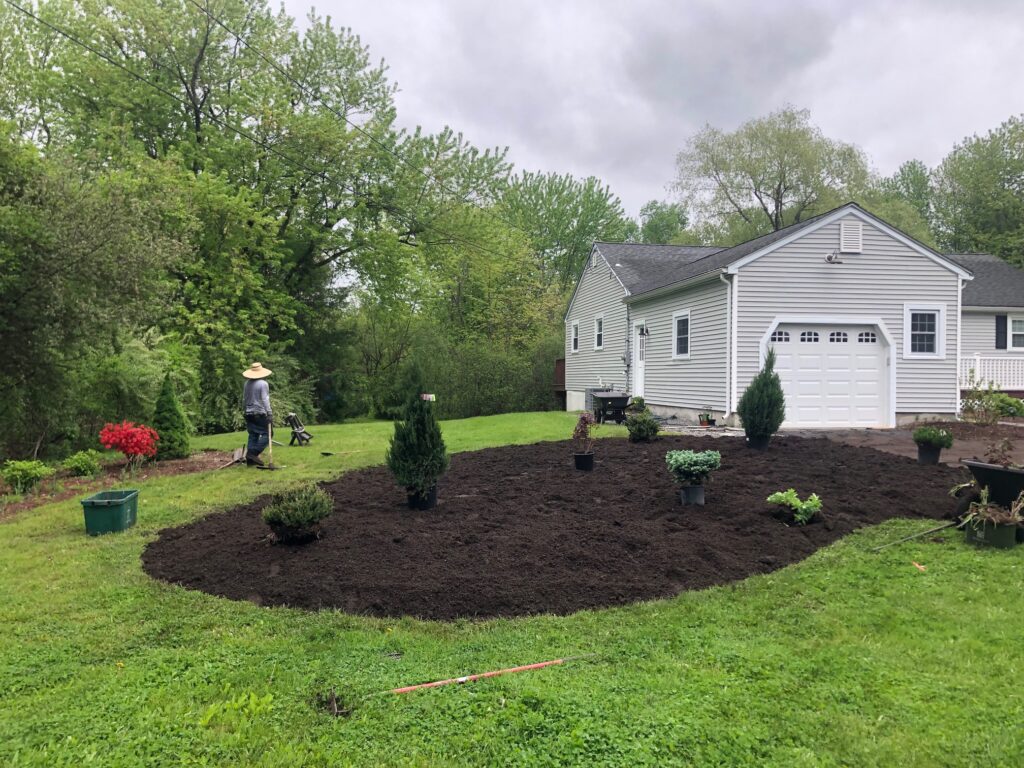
left=286, top=0, right=1024, bottom=216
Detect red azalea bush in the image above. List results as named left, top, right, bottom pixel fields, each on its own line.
left=100, top=421, right=160, bottom=466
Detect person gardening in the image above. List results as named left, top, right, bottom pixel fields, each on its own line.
left=242, top=362, right=273, bottom=467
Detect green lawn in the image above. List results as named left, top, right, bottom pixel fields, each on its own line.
left=1, top=412, right=1022, bottom=767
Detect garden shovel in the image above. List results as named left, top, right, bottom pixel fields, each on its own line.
left=257, top=421, right=284, bottom=470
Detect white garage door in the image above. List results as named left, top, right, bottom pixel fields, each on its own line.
left=769, top=324, right=888, bottom=428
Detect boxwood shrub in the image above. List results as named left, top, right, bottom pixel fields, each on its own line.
left=262, top=483, right=333, bottom=543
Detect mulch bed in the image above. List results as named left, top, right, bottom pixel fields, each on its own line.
left=142, top=437, right=968, bottom=621
left=0, top=450, right=234, bottom=521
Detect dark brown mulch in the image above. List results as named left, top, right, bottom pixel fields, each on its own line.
left=143, top=437, right=968, bottom=621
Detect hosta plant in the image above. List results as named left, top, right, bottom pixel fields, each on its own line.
left=766, top=488, right=822, bottom=525
left=1, top=460, right=55, bottom=494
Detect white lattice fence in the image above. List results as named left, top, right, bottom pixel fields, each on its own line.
left=960, top=354, right=1024, bottom=390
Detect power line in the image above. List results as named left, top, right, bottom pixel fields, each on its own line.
left=3, top=0, right=515, bottom=263
left=183, top=0, right=533, bottom=243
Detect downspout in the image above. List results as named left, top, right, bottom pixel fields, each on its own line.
left=719, top=272, right=733, bottom=416
left=956, top=277, right=964, bottom=416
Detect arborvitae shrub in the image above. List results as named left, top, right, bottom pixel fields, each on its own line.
left=386, top=363, right=449, bottom=500
left=736, top=347, right=786, bottom=442
left=153, top=373, right=191, bottom=460
left=262, top=483, right=333, bottom=543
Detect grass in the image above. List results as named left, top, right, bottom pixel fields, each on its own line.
left=1, top=411, right=1022, bottom=766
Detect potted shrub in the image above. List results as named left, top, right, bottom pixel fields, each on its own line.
left=572, top=411, right=598, bottom=470
left=386, top=364, right=449, bottom=510
left=625, top=408, right=659, bottom=443
left=736, top=348, right=785, bottom=449
left=766, top=488, right=822, bottom=525
left=961, top=488, right=1021, bottom=549
left=912, top=425, right=953, bottom=465
left=262, top=483, right=333, bottom=543
left=665, top=449, right=721, bottom=505
left=698, top=407, right=716, bottom=427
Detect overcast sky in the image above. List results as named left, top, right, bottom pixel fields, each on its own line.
left=282, top=0, right=1024, bottom=217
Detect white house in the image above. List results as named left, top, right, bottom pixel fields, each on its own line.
left=563, top=202, right=1024, bottom=429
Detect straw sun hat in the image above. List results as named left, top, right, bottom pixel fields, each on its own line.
left=242, top=362, right=273, bottom=379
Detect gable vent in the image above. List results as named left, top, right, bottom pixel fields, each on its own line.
left=839, top=221, right=863, bottom=253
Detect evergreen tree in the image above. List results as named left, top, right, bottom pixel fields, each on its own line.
left=386, top=363, right=449, bottom=503
left=153, top=373, right=191, bottom=460
left=736, top=348, right=786, bottom=447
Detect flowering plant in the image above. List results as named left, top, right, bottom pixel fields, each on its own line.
left=100, top=421, right=159, bottom=469
left=572, top=412, right=598, bottom=454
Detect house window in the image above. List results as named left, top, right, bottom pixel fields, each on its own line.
left=770, top=330, right=790, bottom=343
left=800, top=331, right=819, bottom=343
left=571, top=322, right=579, bottom=353
left=1012, top=317, right=1024, bottom=349
left=672, top=310, right=690, bottom=359
left=594, top=316, right=604, bottom=350
left=910, top=312, right=936, bottom=353
left=858, top=331, right=877, bottom=343
left=829, top=331, right=848, bottom=343
left=903, top=304, right=945, bottom=359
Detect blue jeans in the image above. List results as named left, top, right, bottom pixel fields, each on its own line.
left=245, top=413, right=270, bottom=456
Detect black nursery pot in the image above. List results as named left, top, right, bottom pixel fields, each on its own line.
left=679, top=485, right=705, bottom=505
left=407, top=485, right=438, bottom=511
left=746, top=435, right=770, bottom=450
left=916, top=443, right=942, bottom=465
left=574, top=452, right=595, bottom=471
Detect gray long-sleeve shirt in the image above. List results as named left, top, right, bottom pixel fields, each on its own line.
left=243, top=379, right=272, bottom=416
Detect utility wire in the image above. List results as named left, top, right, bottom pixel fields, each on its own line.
left=183, top=0, right=533, bottom=243
left=3, top=0, right=515, bottom=263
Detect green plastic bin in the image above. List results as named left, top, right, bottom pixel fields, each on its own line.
left=81, top=489, right=139, bottom=535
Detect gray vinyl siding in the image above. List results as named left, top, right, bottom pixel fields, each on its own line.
left=735, top=214, right=961, bottom=414
left=564, top=251, right=629, bottom=392
left=962, top=311, right=1024, bottom=355
left=629, top=278, right=728, bottom=410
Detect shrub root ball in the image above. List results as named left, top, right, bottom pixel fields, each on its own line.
left=142, top=436, right=965, bottom=621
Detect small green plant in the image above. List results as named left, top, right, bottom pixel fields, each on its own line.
left=1, top=460, right=56, bottom=494
left=262, top=483, right=333, bottom=543
left=984, top=437, right=1018, bottom=467
left=766, top=488, right=822, bottom=525
left=61, top=449, right=104, bottom=478
left=960, top=370, right=1001, bottom=425
left=625, top=409, right=659, bottom=442
left=912, top=426, right=953, bottom=449
left=990, top=392, right=1024, bottom=418
left=665, top=449, right=721, bottom=486
left=737, top=348, right=786, bottom=445
left=628, top=396, right=646, bottom=412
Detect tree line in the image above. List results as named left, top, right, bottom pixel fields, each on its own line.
left=1, top=2, right=1021, bottom=459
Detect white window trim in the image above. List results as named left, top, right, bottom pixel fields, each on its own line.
left=902, top=303, right=947, bottom=360
left=1011, top=315, right=1024, bottom=349
left=671, top=309, right=691, bottom=360
left=593, top=315, right=604, bottom=351
left=570, top=321, right=579, bottom=354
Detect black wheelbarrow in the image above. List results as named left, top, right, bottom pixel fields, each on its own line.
left=592, top=390, right=631, bottom=424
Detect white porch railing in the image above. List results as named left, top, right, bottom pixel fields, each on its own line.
left=959, top=354, right=1024, bottom=390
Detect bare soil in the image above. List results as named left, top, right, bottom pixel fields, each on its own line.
left=143, top=436, right=966, bottom=621
left=0, top=450, right=235, bottom=521
left=819, top=421, right=1024, bottom=467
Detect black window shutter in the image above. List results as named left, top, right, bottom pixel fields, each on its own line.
left=996, top=314, right=1008, bottom=349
